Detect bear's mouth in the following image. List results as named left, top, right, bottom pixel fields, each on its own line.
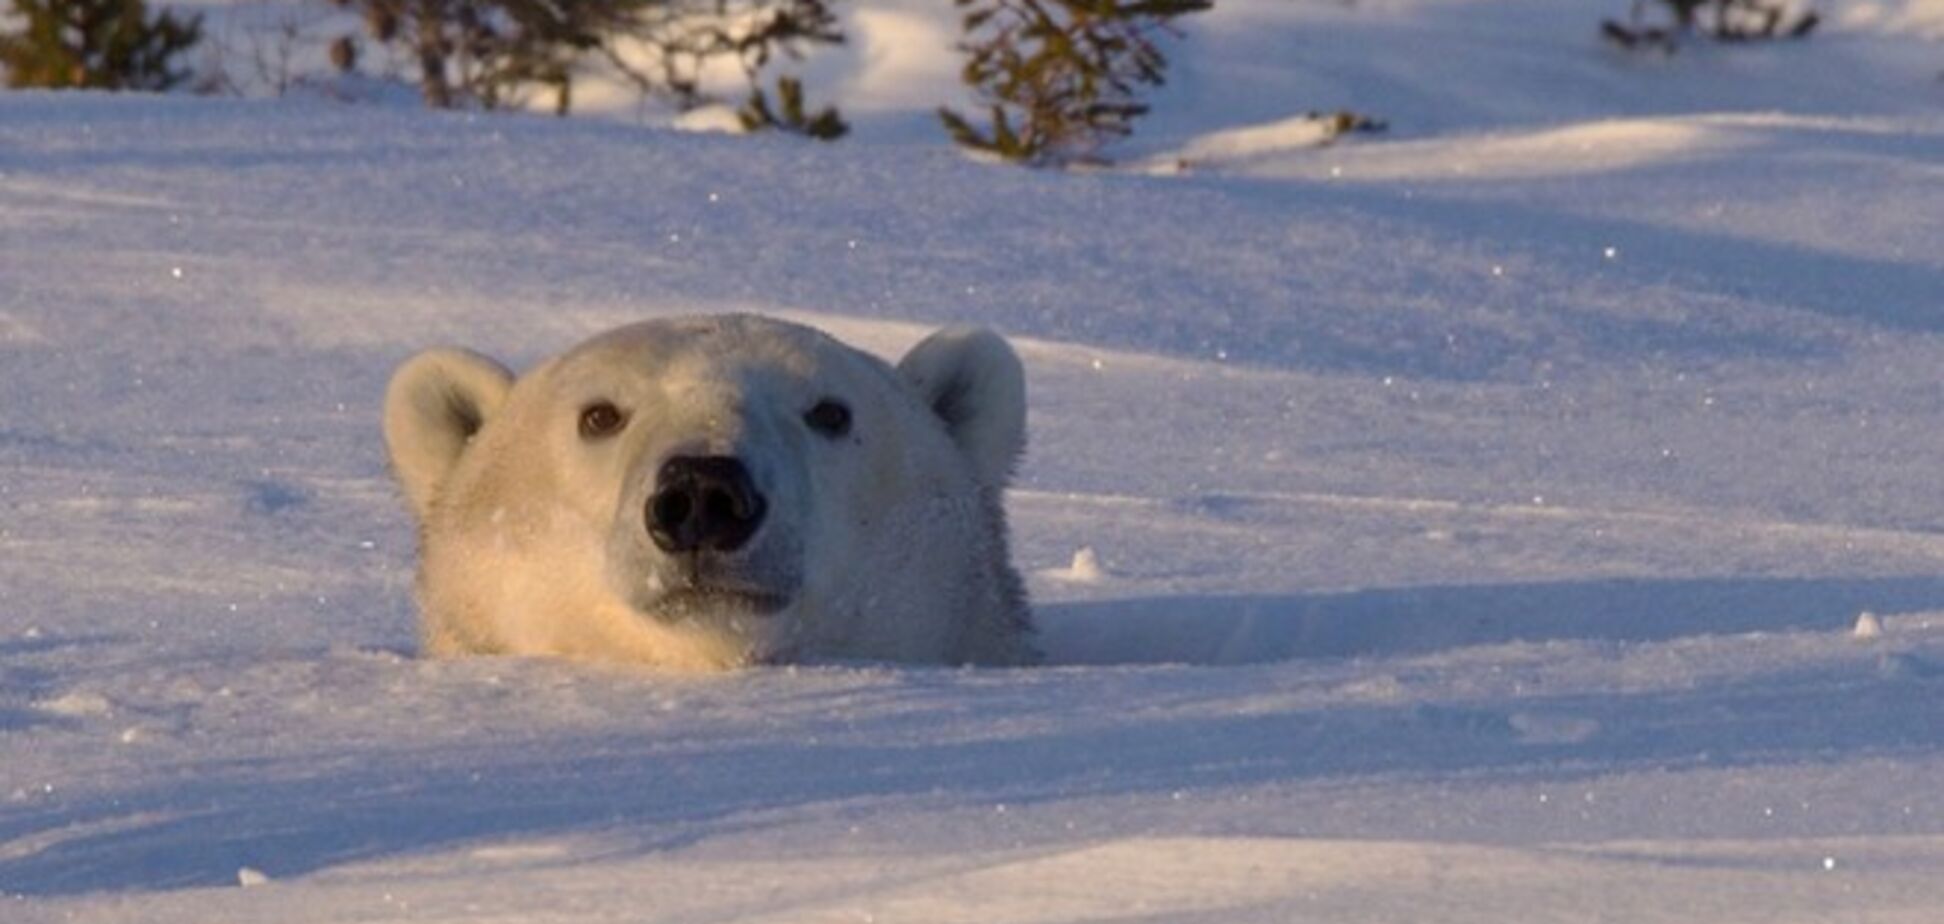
left=650, top=586, right=792, bottom=618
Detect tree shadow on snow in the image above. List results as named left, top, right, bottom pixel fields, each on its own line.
left=1038, top=575, right=1944, bottom=666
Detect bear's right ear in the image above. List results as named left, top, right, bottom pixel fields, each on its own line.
left=383, top=348, right=513, bottom=521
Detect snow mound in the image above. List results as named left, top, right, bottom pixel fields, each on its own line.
left=7, top=1, right=1944, bottom=920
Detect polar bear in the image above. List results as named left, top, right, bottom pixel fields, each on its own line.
left=383, top=314, right=1035, bottom=670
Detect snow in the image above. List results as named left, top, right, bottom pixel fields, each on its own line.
left=1857, top=610, right=1887, bottom=639
left=3, top=0, right=1944, bottom=919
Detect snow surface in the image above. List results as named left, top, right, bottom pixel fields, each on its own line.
left=4, top=0, right=1944, bottom=920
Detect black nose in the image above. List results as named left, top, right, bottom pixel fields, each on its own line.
left=647, top=456, right=767, bottom=554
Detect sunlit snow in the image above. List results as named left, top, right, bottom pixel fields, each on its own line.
left=3, top=0, right=1943, bottom=921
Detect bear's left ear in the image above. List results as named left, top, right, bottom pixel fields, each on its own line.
left=897, top=327, right=1026, bottom=488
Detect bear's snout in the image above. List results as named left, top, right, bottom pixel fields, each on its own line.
left=647, top=456, right=767, bottom=554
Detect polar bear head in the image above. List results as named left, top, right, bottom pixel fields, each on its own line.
left=384, top=314, right=1034, bottom=670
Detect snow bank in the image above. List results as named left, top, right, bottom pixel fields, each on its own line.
left=4, top=0, right=1944, bottom=919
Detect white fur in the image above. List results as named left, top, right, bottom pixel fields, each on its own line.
left=896, top=327, right=1027, bottom=488
left=382, top=349, right=512, bottom=521
left=383, top=314, right=1035, bottom=670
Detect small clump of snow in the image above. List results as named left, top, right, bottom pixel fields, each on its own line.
left=1043, top=546, right=1107, bottom=584
left=34, top=692, right=113, bottom=718
left=1853, top=611, right=1883, bottom=639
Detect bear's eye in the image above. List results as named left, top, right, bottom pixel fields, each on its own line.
left=578, top=401, right=627, bottom=439
left=804, top=399, right=852, bottom=438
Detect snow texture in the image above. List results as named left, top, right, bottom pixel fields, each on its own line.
left=3, top=0, right=1944, bottom=919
